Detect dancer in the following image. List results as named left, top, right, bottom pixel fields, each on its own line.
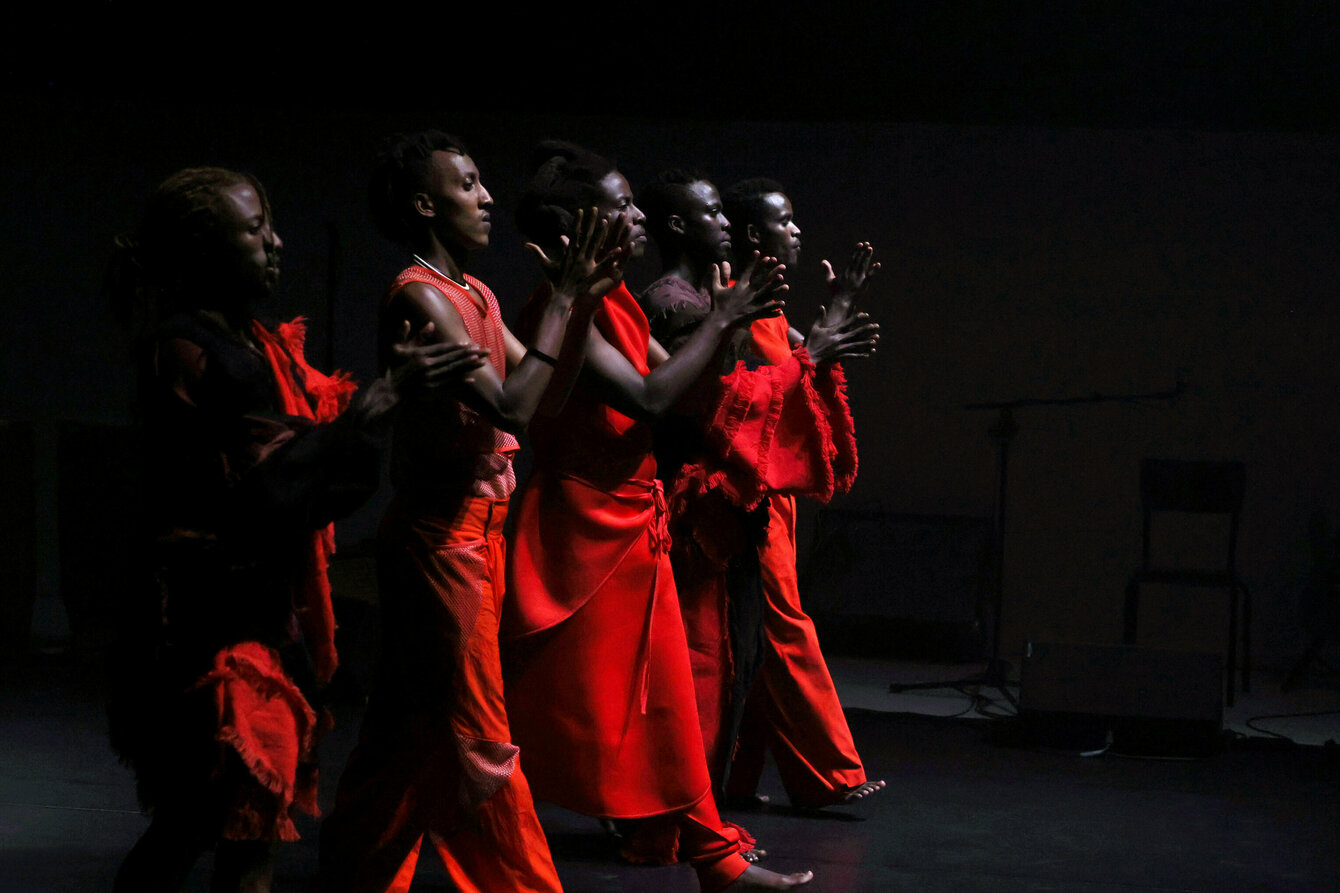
left=503, top=141, right=811, bottom=890
left=315, top=130, right=621, bottom=893
left=108, top=167, right=484, bottom=893
left=639, top=172, right=884, bottom=810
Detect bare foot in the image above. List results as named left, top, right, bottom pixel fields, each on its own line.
left=841, top=780, right=886, bottom=802
left=723, top=865, right=814, bottom=889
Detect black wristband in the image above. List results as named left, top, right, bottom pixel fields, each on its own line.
left=527, top=348, right=557, bottom=367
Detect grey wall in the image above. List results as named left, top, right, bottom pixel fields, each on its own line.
left=3, top=93, right=1337, bottom=670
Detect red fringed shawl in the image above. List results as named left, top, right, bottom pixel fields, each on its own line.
left=668, top=314, right=859, bottom=518
left=249, top=317, right=357, bottom=684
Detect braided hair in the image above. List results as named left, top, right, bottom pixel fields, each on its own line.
left=107, top=167, right=271, bottom=328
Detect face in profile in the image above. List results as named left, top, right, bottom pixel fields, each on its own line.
left=751, top=192, right=801, bottom=267
left=593, top=170, right=647, bottom=259
left=421, top=150, right=494, bottom=252
left=675, top=180, right=731, bottom=265
left=216, top=181, right=283, bottom=300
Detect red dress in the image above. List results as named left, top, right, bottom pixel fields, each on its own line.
left=504, top=283, right=750, bottom=892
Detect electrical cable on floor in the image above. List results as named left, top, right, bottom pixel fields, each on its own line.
left=1244, top=708, right=1340, bottom=742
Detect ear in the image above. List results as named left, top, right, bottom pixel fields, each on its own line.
left=746, top=223, right=763, bottom=246
left=412, top=192, right=436, bottom=219
left=666, top=214, right=686, bottom=236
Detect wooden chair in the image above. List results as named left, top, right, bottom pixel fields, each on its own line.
left=1122, top=459, right=1251, bottom=705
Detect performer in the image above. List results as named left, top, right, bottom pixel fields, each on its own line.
left=314, top=131, right=620, bottom=893
left=503, top=141, right=811, bottom=891
left=639, top=172, right=885, bottom=811
left=108, top=167, right=484, bottom=893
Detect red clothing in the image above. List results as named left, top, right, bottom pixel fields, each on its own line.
left=726, top=494, right=867, bottom=805
left=316, top=269, right=559, bottom=893
left=385, top=267, right=519, bottom=499
left=115, top=312, right=367, bottom=842
left=317, top=497, right=561, bottom=893
left=504, top=283, right=749, bottom=891
left=641, top=276, right=866, bottom=806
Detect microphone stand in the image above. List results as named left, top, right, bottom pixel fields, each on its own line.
left=890, top=380, right=1184, bottom=708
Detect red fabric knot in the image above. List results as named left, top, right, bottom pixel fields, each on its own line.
left=649, top=479, right=671, bottom=557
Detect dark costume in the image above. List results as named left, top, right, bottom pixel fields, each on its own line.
left=112, top=312, right=370, bottom=842
left=503, top=282, right=751, bottom=892
left=316, top=268, right=561, bottom=893
left=640, top=275, right=868, bottom=808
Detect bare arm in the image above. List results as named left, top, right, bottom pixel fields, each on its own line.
left=382, top=212, right=625, bottom=433
left=381, top=283, right=563, bottom=433
left=584, top=255, right=787, bottom=421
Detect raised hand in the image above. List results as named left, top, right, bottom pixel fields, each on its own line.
left=708, top=251, right=788, bottom=328
left=386, top=320, right=491, bottom=393
left=525, top=208, right=633, bottom=308
left=804, top=308, right=880, bottom=366
left=820, top=241, right=880, bottom=326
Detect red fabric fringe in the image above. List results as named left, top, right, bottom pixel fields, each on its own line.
left=668, top=348, right=859, bottom=519
left=249, top=317, right=357, bottom=684
left=193, top=642, right=318, bottom=841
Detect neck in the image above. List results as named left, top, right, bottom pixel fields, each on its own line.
left=414, top=234, right=470, bottom=284
left=198, top=305, right=253, bottom=342
left=660, top=248, right=714, bottom=291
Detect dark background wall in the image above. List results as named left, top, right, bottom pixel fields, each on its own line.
left=3, top=3, right=1336, bottom=670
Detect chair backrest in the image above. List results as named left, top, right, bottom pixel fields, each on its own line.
left=1141, top=460, right=1245, bottom=514
left=1140, top=459, right=1245, bottom=571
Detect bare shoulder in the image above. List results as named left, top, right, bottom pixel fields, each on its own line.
left=386, top=280, right=468, bottom=341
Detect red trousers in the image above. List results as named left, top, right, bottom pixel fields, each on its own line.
left=316, top=497, right=561, bottom=893
left=684, top=494, right=868, bottom=806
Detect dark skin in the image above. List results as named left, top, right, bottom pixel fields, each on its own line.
left=738, top=191, right=881, bottom=369
left=656, top=180, right=739, bottom=290
left=115, top=182, right=484, bottom=893
left=380, top=150, right=624, bottom=433
left=734, top=190, right=886, bottom=806
left=587, top=178, right=811, bottom=887
left=539, top=170, right=788, bottom=422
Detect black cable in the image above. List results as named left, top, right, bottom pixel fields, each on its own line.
left=1244, top=708, right=1340, bottom=741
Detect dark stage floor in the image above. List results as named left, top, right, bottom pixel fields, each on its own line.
left=4, top=653, right=1340, bottom=892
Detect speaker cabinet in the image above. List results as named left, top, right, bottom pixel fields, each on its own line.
left=1015, top=641, right=1224, bottom=755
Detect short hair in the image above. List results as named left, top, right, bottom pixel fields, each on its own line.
left=108, top=166, right=270, bottom=322
left=368, top=130, right=469, bottom=246
left=723, top=177, right=787, bottom=234
left=638, top=168, right=709, bottom=246
left=516, top=140, right=618, bottom=247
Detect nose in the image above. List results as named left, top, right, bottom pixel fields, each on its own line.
left=630, top=202, right=647, bottom=226
left=479, top=184, right=494, bottom=208
left=268, top=227, right=283, bottom=252
left=791, top=222, right=801, bottom=237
